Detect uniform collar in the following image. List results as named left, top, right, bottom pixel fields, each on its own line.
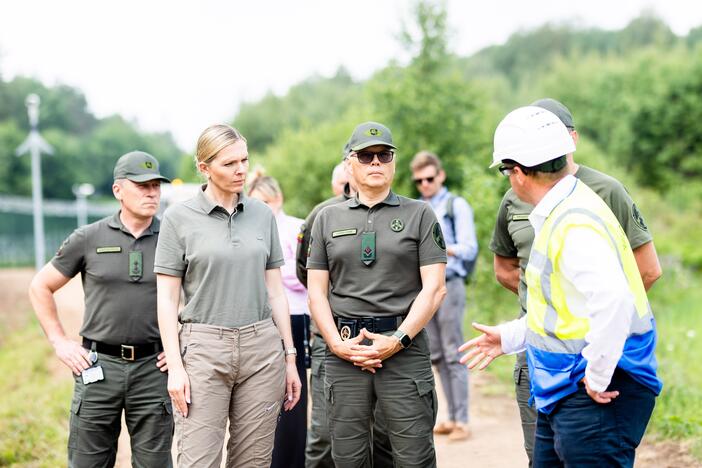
left=107, top=211, right=160, bottom=235
left=194, top=184, right=247, bottom=214
left=348, top=190, right=400, bottom=209
left=528, top=174, right=577, bottom=234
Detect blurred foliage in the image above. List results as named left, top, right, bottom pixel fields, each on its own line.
left=0, top=77, right=185, bottom=199
left=233, top=68, right=363, bottom=154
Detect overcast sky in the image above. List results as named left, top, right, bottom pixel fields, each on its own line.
left=1, top=0, right=700, bottom=151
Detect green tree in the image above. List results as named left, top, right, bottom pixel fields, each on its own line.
left=233, top=68, right=361, bottom=153
left=630, top=51, right=702, bottom=190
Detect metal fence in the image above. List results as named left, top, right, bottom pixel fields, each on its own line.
left=0, top=195, right=118, bottom=267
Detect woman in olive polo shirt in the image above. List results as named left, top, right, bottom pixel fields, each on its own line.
left=155, top=124, right=301, bottom=468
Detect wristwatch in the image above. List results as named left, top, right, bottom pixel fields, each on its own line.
left=285, top=347, right=298, bottom=356
left=392, top=330, right=413, bottom=349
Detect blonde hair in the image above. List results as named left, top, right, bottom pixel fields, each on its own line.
left=410, top=150, right=443, bottom=172
left=247, top=166, right=282, bottom=200
left=195, top=124, right=247, bottom=166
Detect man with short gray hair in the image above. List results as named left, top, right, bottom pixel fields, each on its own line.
left=29, top=151, right=173, bottom=468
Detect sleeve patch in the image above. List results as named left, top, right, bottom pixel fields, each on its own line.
left=631, top=204, right=648, bottom=231
left=432, top=222, right=446, bottom=250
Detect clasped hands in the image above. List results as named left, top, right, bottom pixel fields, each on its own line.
left=330, top=328, right=402, bottom=373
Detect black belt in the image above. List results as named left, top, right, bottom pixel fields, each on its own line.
left=82, top=338, right=163, bottom=361
left=334, top=315, right=405, bottom=340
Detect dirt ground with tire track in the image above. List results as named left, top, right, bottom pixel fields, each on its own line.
left=1, top=268, right=698, bottom=467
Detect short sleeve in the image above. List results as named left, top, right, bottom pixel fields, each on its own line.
left=154, top=213, right=186, bottom=277
left=418, top=203, right=448, bottom=266
left=51, top=228, right=86, bottom=278
left=607, top=184, right=653, bottom=250
left=489, top=193, right=518, bottom=257
left=266, top=214, right=285, bottom=269
left=306, top=209, right=329, bottom=270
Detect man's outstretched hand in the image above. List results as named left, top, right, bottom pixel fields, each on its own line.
left=458, top=322, right=504, bottom=370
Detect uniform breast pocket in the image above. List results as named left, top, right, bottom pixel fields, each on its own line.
left=328, top=231, right=359, bottom=258
left=87, top=251, right=125, bottom=283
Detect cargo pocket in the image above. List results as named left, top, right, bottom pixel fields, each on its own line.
left=415, top=379, right=438, bottom=431
left=155, top=400, right=175, bottom=452
left=67, top=395, right=83, bottom=450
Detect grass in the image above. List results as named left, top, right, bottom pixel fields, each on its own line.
left=646, top=264, right=702, bottom=456
left=0, top=318, right=72, bottom=467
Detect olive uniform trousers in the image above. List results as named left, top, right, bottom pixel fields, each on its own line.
left=324, top=329, right=438, bottom=468
left=68, top=353, right=173, bottom=468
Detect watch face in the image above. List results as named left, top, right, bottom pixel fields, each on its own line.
left=400, top=334, right=412, bottom=348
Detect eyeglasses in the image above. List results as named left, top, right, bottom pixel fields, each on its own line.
left=350, top=150, right=395, bottom=164
left=413, top=176, right=437, bottom=185
left=498, top=165, right=516, bottom=177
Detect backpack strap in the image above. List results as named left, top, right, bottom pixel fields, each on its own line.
left=445, top=193, right=456, bottom=234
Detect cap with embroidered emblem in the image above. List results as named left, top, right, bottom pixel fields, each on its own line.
left=346, top=121, right=397, bottom=152
left=113, top=151, right=170, bottom=183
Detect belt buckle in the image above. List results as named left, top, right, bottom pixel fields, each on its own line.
left=121, top=345, right=135, bottom=361
left=340, top=325, right=352, bottom=341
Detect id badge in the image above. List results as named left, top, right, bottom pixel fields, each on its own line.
left=81, top=365, right=104, bottom=385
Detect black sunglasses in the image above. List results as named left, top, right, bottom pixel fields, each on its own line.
left=413, top=176, right=436, bottom=185
left=351, top=150, right=395, bottom=164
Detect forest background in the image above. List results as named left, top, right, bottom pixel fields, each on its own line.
left=0, top=1, right=700, bottom=464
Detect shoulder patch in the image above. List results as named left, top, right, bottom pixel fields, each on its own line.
left=631, top=204, right=648, bottom=231
left=96, top=246, right=122, bottom=254
left=56, top=238, right=70, bottom=256
left=332, top=228, right=358, bottom=238
left=432, top=222, right=446, bottom=250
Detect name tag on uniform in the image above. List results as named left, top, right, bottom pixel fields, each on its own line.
left=96, top=246, right=122, bottom=253
left=332, top=228, right=357, bottom=238
left=81, top=365, right=104, bottom=385
left=511, top=214, right=530, bottom=221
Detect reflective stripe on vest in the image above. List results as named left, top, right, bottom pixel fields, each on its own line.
left=525, top=181, right=653, bottom=353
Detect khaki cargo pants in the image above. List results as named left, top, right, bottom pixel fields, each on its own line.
left=175, top=319, right=286, bottom=468
left=324, top=329, right=438, bottom=468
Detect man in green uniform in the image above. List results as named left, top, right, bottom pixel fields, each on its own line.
left=307, top=121, right=447, bottom=468
left=298, top=150, right=394, bottom=468
left=29, top=151, right=173, bottom=468
left=489, top=98, right=662, bottom=465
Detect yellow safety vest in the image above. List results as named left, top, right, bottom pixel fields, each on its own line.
left=524, top=180, right=660, bottom=412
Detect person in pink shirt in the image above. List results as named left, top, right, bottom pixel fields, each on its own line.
left=248, top=169, right=309, bottom=468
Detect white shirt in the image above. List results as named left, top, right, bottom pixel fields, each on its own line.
left=499, top=175, right=635, bottom=393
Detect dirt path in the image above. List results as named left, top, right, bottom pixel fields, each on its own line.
left=1, top=268, right=698, bottom=467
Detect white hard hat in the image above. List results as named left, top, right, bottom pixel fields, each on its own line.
left=490, top=106, right=575, bottom=168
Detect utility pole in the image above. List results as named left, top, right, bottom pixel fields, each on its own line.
left=72, top=183, right=95, bottom=227
left=16, top=94, right=54, bottom=271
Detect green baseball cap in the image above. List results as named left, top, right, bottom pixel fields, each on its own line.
left=113, top=151, right=170, bottom=183
left=346, top=121, right=397, bottom=152
left=531, top=98, right=575, bottom=129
